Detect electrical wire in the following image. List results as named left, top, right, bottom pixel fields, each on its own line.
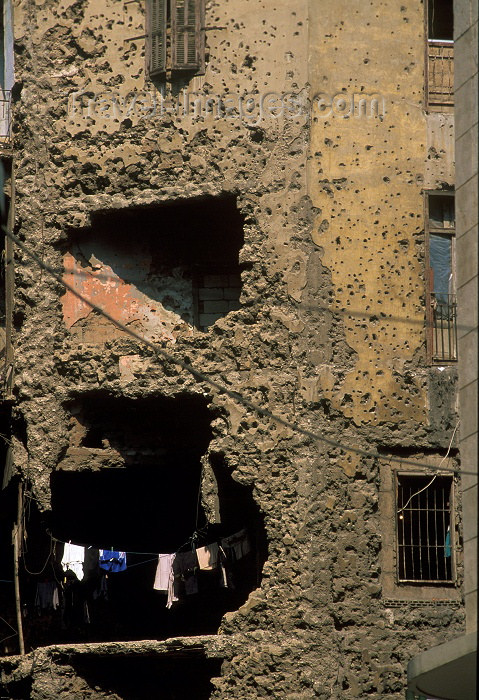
left=397, top=422, right=459, bottom=513
left=21, top=537, right=53, bottom=577
left=0, top=617, right=18, bottom=646
left=60, top=266, right=475, bottom=333
left=4, top=228, right=473, bottom=476
left=127, top=557, right=159, bottom=569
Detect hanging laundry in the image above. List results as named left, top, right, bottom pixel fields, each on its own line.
left=167, top=565, right=178, bottom=609
left=92, top=574, right=109, bottom=601
left=61, top=542, right=85, bottom=581
left=173, top=550, right=199, bottom=596
left=83, top=547, right=100, bottom=581
left=196, top=542, right=219, bottom=571
left=99, top=550, right=127, bottom=573
left=218, top=545, right=233, bottom=590
left=445, top=528, right=451, bottom=557
left=35, top=581, right=59, bottom=610
left=61, top=571, right=86, bottom=630
left=154, top=554, right=175, bottom=591
left=153, top=553, right=178, bottom=608
left=221, top=529, right=251, bottom=562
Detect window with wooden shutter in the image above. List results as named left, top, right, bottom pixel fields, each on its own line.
left=147, top=0, right=167, bottom=76
left=171, top=0, right=205, bottom=73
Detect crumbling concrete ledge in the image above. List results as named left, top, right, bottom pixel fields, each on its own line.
left=1, top=633, right=226, bottom=669
left=3, top=628, right=319, bottom=697
left=0, top=635, right=228, bottom=698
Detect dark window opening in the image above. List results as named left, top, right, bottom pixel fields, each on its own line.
left=428, top=0, right=454, bottom=41
left=426, top=193, right=456, bottom=362
left=63, top=195, right=244, bottom=343
left=396, top=474, right=454, bottom=583
left=426, top=1, right=454, bottom=107
left=13, top=394, right=267, bottom=650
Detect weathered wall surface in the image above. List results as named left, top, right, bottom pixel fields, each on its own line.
left=0, top=0, right=465, bottom=698
left=308, top=0, right=456, bottom=430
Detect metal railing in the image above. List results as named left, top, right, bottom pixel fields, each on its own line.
left=0, top=91, right=12, bottom=144
left=431, top=293, right=457, bottom=361
left=427, top=40, right=454, bottom=106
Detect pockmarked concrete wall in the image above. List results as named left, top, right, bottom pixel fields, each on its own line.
left=0, top=1, right=465, bottom=698
left=308, top=0, right=455, bottom=428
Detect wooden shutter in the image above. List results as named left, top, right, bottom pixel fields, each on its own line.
left=147, top=0, right=167, bottom=76
left=171, top=0, right=205, bottom=72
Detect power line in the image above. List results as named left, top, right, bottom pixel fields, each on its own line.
left=5, top=228, right=474, bottom=476
left=397, top=422, right=459, bottom=513
left=59, top=265, right=476, bottom=333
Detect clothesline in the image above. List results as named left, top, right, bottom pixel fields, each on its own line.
left=51, top=535, right=161, bottom=556
left=50, top=524, right=215, bottom=559
left=31, top=529, right=252, bottom=615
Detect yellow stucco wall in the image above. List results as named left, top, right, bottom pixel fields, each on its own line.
left=308, top=0, right=451, bottom=427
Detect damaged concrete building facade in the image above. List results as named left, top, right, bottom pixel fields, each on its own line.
left=0, top=0, right=473, bottom=698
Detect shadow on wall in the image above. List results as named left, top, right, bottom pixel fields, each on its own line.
left=61, top=195, right=245, bottom=343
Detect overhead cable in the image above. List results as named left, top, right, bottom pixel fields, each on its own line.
left=5, top=228, right=472, bottom=476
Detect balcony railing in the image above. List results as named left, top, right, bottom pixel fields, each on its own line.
left=431, top=293, right=457, bottom=362
left=0, top=91, right=12, bottom=144
left=427, top=40, right=454, bottom=106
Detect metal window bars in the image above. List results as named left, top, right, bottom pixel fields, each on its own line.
left=397, top=475, right=454, bottom=584
left=427, top=40, right=454, bottom=106
left=431, top=292, right=457, bottom=361
left=0, top=90, right=12, bottom=144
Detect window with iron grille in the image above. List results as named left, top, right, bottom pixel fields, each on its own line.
left=146, top=0, right=205, bottom=78
left=426, top=192, right=457, bottom=363
left=396, top=474, right=454, bottom=584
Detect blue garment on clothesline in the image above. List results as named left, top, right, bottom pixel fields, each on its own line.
left=99, top=550, right=127, bottom=572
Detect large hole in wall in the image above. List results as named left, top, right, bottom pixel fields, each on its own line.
left=62, top=194, right=245, bottom=344
left=17, top=393, right=267, bottom=648
left=53, top=393, right=213, bottom=551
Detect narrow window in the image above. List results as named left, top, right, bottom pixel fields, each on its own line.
left=426, top=192, right=457, bottom=362
left=426, top=0, right=454, bottom=107
left=146, top=0, right=205, bottom=79
left=146, top=0, right=167, bottom=77
left=396, top=474, right=454, bottom=584
left=171, top=0, right=205, bottom=72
